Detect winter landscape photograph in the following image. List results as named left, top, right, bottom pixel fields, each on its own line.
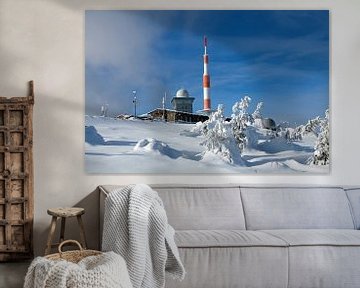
left=85, top=10, right=329, bottom=174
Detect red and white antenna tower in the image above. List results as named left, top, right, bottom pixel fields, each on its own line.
left=203, top=36, right=211, bottom=111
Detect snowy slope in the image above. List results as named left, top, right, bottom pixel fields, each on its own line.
left=85, top=116, right=329, bottom=174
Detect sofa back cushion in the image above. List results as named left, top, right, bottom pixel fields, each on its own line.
left=153, top=186, right=246, bottom=230
left=240, top=187, right=355, bottom=230
left=345, top=188, right=360, bottom=229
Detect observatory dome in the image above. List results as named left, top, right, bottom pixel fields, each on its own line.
left=261, top=118, right=277, bottom=131
left=176, top=89, right=190, bottom=98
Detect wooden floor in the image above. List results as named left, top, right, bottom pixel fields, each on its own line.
left=0, top=261, right=30, bottom=288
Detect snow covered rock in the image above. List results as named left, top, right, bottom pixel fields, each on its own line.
left=85, top=126, right=105, bottom=145
left=133, top=138, right=181, bottom=159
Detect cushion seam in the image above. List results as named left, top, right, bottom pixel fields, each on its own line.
left=239, top=186, right=248, bottom=230
left=261, top=231, right=291, bottom=246
left=287, top=246, right=290, bottom=288
left=258, top=231, right=360, bottom=247
left=177, top=243, right=360, bottom=248
left=344, top=189, right=358, bottom=229
left=177, top=245, right=288, bottom=248
left=289, top=244, right=360, bottom=247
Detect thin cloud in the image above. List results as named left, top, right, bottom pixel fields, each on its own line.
left=85, top=11, right=168, bottom=116
left=85, top=10, right=329, bottom=124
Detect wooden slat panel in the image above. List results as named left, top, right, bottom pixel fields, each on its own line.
left=8, top=105, right=26, bottom=109
left=0, top=244, right=27, bottom=252
left=0, top=97, right=33, bottom=103
left=10, top=152, right=24, bottom=174
left=4, top=106, right=11, bottom=250
left=0, top=153, right=4, bottom=172
left=5, top=199, right=27, bottom=204
left=0, top=174, right=27, bottom=181
left=0, top=180, right=4, bottom=198
left=24, top=100, right=33, bottom=258
left=0, top=226, right=5, bottom=245
left=10, top=204, right=24, bottom=221
left=0, top=110, right=3, bottom=126
left=0, top=147, right=26, bottom=153
left=0, top=205, right=4, bottom=219
left=0, top=127, right=26, bottom=133
left=0, top=132, right=4, bottom=146
left=1, top=219, right=26, bottom=225
left=11, top=180, right=24, bottom=198
left=10, top=132, right=23, bottom=146
left=11, top=225, right=24, bottom=246
left=9, top=110, right=24, bottom=127
left=0, top=83, right=33, bottom=261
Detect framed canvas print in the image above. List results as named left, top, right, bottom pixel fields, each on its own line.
left=85, top=10, right=329, bottom=174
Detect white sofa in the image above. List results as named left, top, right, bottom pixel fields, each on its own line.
left=99, top=185, right=360, bottom=288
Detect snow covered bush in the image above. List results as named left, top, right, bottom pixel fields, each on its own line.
left=303, top=117, right=321, bottom=136
left=190, top=121, right=207, bottom=136
left=284, top=109, right=329, bottom=165
left=231, top=96, right=253, bottom=151
left=252, top=102, right=263, bottom=119
left=287, top=126, right=303, bottom=141
left=201, top=105, right=242, bottom=164
left=287, top=116, right=321, bottom=142
left=312, top=109, right=330, bottom=165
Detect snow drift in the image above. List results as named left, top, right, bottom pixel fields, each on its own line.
left=85, top=115, right=329, bottom=174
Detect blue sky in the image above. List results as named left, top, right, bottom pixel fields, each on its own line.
left=85, top=10, right=329, bottom=125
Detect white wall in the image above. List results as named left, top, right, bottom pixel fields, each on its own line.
left=0, top=0, right=359, bottom=256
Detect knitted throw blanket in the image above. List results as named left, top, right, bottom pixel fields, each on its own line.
left=102, top=184, right=185, bottom=288
left=24, top=251, right=133, bottom=288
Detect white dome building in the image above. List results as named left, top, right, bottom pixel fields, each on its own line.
left=171, top=88, right=195, bottom=113
left=175, top=89, right=190, bottom=97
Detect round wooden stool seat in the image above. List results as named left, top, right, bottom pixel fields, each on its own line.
left=47, top=207, right=85, bottom=218
left=45, top=207, right=87, bottom=255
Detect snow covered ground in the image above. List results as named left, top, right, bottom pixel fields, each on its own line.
left=85, top=115, right=329, bottom=174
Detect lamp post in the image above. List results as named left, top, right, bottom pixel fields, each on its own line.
left=101, top=103, right=109, bottom=117
left=132, top=90, right=137, bottom=118
left=162, top=91, right=166, bottom=121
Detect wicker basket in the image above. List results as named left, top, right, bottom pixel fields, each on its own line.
left=45, top=240, right=102, bottom=263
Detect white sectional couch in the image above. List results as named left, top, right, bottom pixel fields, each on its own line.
left=99, top=185, right=360, bottom=288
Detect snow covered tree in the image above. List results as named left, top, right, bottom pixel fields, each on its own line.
left=312, top=109, right=330, bottom=165
left=287, top=126, right=304, bottom=141
left=288, top=116, right=321, bottom=142
left=287, top=109, right=329, bottom=165
left=303, top=117, right=321, bottom=136
left=252, top=102, right=263, bottom=119
left=201, top=105, right=240, bottom=164
left=190, top=121, right=207, bottom=136
left=231, top=96, right=253, bottom=151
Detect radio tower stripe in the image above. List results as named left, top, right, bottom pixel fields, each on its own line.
left=203, top=36, right=211, bottom=111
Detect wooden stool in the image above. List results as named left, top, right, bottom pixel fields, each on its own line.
left=45, top=207, right=87, bottom=255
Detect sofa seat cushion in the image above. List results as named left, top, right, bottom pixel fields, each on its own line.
left=241, top=187, right=355, bottom=230
left=155, top=186, right=246, bottom=230
left=262, top=229, right=360, bottom=246
left=260, top=230, right=360, bottom=288
left=175, top=230, right=288, bottom=248
left=165, top=246, right=289, bottom=288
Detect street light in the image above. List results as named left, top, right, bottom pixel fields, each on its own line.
left=162, top=91, right=166, bottom=121
left=132, top=90, right=137, bottom=118
left=101, top=103, right=109, bottom=117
